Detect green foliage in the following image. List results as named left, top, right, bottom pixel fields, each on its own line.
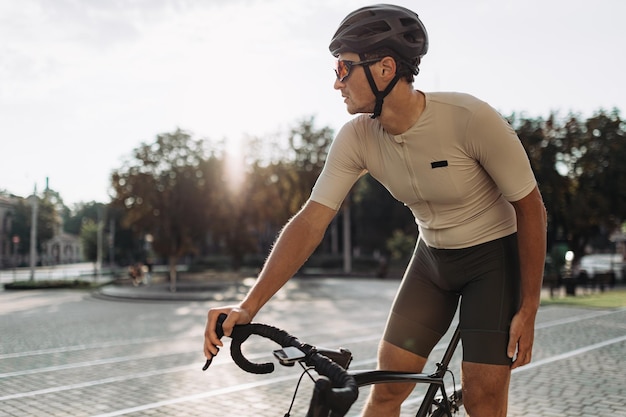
left=106, top=119, right=339, bottom=271
left=110, top=129, right=211, bottom=274
left=352, top=174, right=415, bottom=255
left=80, top=218, right=109, bottom=262
left=541, top=289, right=626, bottom=308
left=10, top=195, right=58, bottom=257
left=4, top=280, right=97, bottom=290
left=63, top=202, right=103, bottom=235
left=514, top=109, right=625, bottom=257
left=386, top=229, right=417, bottom=261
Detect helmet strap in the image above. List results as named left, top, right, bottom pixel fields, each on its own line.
left=361, top=54, right=401, bottom=119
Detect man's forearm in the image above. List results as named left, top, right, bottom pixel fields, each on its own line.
left=513, top=186, right=547, bottom=314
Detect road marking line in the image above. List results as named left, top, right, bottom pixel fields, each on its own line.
left=0, top=336, right=171, bottom=360
left=512, top=333, right=626, bottom=374
left=0, top=365, right=195, bottom=401
left=0, top=349, right=192, bottom=378
left=401, top=333, right=626, bottom=408
left=89, top=374, right=298, bottom=417
left=535, top=308, right=624, bottom=329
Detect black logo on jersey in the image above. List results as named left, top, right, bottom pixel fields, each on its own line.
left=431, top=160, right=449, bottom=169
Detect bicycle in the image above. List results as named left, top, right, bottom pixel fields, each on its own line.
left=204, top=313, right=463, bottom=417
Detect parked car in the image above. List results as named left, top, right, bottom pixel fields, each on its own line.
left=575, top=253, right=625, bottom=283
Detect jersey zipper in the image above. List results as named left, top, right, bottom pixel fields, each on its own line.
left=399, top=139, right=439, bottom=246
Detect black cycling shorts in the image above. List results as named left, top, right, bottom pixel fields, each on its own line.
left=383, top=233, right=521, bottom=365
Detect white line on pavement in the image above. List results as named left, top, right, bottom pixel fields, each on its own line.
left=0, top=348, right=193, bottom=378
left=535, top=308, right=624, bottom=330
left=0, top=336, right=172, bottom=360
left=0, top=323, right=386, bottom=377
left=512, top=333, right=626, bottom=374
left=0, top=365, right=195, bottom=401
left=89, top=374, right=298, bottom=417
left=401, top=333, right=626, bottom=408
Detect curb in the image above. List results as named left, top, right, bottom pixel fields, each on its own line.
left=94, top=281, right=251, bottom=302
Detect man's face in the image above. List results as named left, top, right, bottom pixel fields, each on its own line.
left=334, top=52, right=377, bottom=115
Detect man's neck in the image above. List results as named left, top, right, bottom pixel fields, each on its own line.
left=377, top=87, right=425, bottom=135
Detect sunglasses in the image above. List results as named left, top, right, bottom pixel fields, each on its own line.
left=334, top=58, right=382, bottom=82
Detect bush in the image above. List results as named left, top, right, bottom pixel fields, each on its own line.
left=3, top=280, right=96, bottom=290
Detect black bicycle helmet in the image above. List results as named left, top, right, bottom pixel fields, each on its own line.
left=329, top=4, right=428, bottom=60
left=329, top=5, right=428, bottom=118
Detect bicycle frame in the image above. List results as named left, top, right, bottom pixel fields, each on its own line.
left=349, top=324, right=462, bottom=417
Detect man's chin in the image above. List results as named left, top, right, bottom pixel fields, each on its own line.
left=346, top=106, right=370, bottom=115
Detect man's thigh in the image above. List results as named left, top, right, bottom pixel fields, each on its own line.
left=459, top=233, right=521, bottom=365
left=377, top=339, right=428, bottom=372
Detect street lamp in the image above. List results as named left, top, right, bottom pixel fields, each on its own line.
left=12, top=235, right=19, bottom=266
left=12, top=235, right=19, bottom=281
left=144, top=234, right=153, bottom=285
left=28, top=187, right=38, bottom=281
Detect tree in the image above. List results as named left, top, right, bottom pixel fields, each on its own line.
left=569, top=110, right=626, bottom=254
left=514, top=110, right=626, bottom=258
left=10, top=195, right=57, bottom=262
left=203, top=116, right=335, bottom=269
left=513, top=114, right=571, bottom=252
left=80, top=219, right=100, bottom=262
left=110, top=129, right=211, bottom=290
left=63, top=201, right=102, bottom=235
left=197, top=153, right=260, bottom=270
left=285, top=117, right=334, bottom=213
left=352, top=174, right=415, bottom=256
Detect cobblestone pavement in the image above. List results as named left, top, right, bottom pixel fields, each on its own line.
left=1, top=278, right=625, bottom=417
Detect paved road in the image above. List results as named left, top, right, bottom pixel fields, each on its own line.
left=1, top=278, right=625, bottom=417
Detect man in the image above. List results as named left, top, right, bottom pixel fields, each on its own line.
left=205, top=4, right=547, bottom=417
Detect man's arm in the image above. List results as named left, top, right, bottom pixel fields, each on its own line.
left=204, top=200, right=337, bottom=359
left=508, top=185, right=547, bottom=369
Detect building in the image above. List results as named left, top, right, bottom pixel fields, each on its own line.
left=41, top=232, right=83, bottom=265
left=0, top=195, right=17, bottom=268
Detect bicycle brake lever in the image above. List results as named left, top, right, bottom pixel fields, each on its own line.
left=202, top=313, right=228, bottom=371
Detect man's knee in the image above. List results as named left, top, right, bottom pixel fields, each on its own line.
left=377, top=339, right=428, bottom=371
left=462, top=362, right=511, bottom=417
left=373, top=341, right=427, bottom=401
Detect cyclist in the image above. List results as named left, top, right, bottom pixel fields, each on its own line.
left=205, top=4, right=547, bottom=417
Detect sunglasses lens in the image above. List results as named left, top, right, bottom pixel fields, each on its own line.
left=335, top=60, right=350, bottom=81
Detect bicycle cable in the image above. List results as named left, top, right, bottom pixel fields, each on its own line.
left=446, top=369, right=460, bottom=402
left=284, top=364, right=316, bottom=417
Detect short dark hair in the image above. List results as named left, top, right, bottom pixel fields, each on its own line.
left=363, top=48, right=420, bottom=83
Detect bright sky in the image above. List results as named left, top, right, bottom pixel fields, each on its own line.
left=1, top=0, right=624, bottom=206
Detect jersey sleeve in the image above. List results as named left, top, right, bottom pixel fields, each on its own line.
left=467, top=103, right=537, bottom=202
left=310, top=120, right=367, bottom=210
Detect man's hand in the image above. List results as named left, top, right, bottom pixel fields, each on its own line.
left=507, top=309, right=536, bottom=369
left=204, top=306, right=252, bottom=360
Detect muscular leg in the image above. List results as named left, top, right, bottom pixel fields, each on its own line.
left=462, top=361, right=511, bottom=417
left=361, top=340, right=427, bottom=417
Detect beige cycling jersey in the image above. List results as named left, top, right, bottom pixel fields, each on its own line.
left=310, top=92, right=537, bottom=249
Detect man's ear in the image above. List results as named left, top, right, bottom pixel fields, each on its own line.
left=379, top=56, right=397, bottom=80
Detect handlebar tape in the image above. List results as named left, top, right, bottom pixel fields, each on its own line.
left=306, top=355, right=358, bottom=417
left=229, top=321, right=300, bottom=374
left=214, top=314, right=358, bottom=416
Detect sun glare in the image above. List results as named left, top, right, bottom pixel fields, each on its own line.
left=224, top=136, right=247, bottom=194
